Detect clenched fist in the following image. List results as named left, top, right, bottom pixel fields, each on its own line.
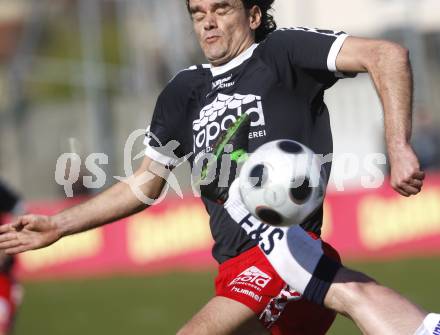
left=389, top=144, right=425, bottom=197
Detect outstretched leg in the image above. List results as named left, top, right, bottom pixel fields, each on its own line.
left=177, top=296, right=269, bottom=335
left=324, top=267, right=426, bottom=335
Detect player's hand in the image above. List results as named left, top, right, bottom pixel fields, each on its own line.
left=0, top=215, right=62, bottom=254
left=389, top=144, right=425, bottom=197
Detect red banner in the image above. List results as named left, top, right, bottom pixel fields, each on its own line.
left=322, top=174, right=440, bottom=261
left=16, top=197, right=215, bottom=280
left=14, top=174, right=440, bottom=280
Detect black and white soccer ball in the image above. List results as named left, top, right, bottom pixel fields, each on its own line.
left=239, top=140, right=326, bottom=227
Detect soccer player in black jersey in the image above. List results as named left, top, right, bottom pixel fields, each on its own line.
left=0, top=181, right=24, bottom=334
left=0, top=0, right=439, bottom=334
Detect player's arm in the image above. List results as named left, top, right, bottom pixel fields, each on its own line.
left=0, top=156, right=167, bottom=254
left=335, top=37, right=425, bottom=196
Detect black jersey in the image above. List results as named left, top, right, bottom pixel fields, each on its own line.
left=145, top=28, right=349, bottom=264
left=0, top=181, right=20, bottom=215
left=0, top=181, right=20, bottom=273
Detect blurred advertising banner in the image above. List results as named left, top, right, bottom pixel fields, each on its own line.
left=322, top=173, right=440, bottom=261
left=15, top=174, right=440, bottom=280
left=15, top=197, right=215, bottom=280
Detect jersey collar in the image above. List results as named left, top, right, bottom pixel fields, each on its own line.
left=209, top=43, right=259, bottom=77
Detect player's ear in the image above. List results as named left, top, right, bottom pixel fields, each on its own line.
left=248, top=5, right=262, bottom=31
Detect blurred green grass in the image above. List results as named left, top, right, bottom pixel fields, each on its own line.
left=14, top=257, right=440, bottom=335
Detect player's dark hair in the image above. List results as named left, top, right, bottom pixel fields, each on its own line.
left=242, top=0, right=276, bottom=42
left=185, top=0, right=277, bottom=43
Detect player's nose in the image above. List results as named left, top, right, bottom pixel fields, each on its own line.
left=203, top=12, right=217, bottom=30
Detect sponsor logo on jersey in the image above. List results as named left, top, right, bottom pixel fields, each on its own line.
left=236, top=214, right=285, bottom=255
left=231, top=286, right=262, bottom=302
left=229, top=266, right=272, bottom=289
left=212, top=74, right=235, bottom=90
left=193, top=93, right=266, bottom=151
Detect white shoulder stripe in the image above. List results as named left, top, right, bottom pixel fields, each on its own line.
left=168, top=64, right=210, bottom=83
left=145, top=145, right=176, bottom=166
left=277, top=27, right=345, bottom=38
left=327, top=34, right=349, bottom=72
left=186, top=64, right=211, bottom=71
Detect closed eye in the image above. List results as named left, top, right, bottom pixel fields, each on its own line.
left=215, top=5, right=232, bottom=15
left=192, top=12, right=205, bottom=22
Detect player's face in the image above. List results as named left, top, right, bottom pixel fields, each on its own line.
left=188, top=0, right=260, bottom=66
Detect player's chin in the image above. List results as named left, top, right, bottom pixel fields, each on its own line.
left=204, top=49, right=227, bottom=63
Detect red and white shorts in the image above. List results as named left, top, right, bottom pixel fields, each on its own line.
left=0, top=274, right=22, bottom=333
left=215, top=237, right=341, bottom=335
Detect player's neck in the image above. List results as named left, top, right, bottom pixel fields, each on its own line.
left=210, top=42, right=258, bottom=77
